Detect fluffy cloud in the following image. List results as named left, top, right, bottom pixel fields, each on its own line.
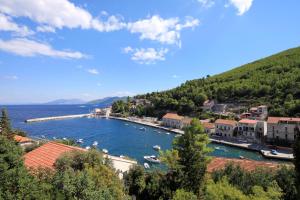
left=229, top=0, right=253, bottom=15
left=36, top=25, right=56, bottom=33
left=0, top=0, right=125, bottom=32
left=198, top=0, right=215, bottom=8
left=0, top=38, right=86, bottom=59
left=87, top=68, right=99, bottom=75
left=0, top=13, right=33, bottom=36
left=127, top=15, right=199, bottom=46
left=123, top=46, right=168, bottom=64
left=3, top=75, right=18, bottom=80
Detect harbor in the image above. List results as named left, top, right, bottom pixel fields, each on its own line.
left=25, top=113, right=92, bottom=123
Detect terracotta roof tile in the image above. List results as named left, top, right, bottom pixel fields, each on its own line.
left=207, top=157, right=280, bottom=173
left=14, top=135, right=32, bottom=143
left=215, top=119, right=237, bottom=126
left=267, top=117, right=300, bottom=124
left=24, top=142, right=85, bottom=170
left=203, top=122, right=215, bottom=129
left=239, top=119, right=258, bottom=124
left=162, top=113, right=184, bottom=120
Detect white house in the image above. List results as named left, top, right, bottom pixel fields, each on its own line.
left=215, top=119, right=237, bottom=137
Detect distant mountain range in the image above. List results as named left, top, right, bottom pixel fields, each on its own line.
left=86, top=96, right=127, bottom=106
left=43, top=96, right=126, bottom=106
left=43, top=99, right=86, bottom=105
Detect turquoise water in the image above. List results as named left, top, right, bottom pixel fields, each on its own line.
left=2, top=105, right=271, bottom=164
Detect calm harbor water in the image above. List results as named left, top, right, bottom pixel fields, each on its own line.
left=2, top=105, right=269, bottom=164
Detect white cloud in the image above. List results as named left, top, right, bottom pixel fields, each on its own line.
left=0, top=0, right=125, bottom=32
left=127, top=15, right=199, bottom=46
left=36, top=25, right=56, bottom=33
left=198, top=0, right=215, bottom=8
left=172, top=75, right=180, bottom=78
left=0, top=13, right=33, bottom=36
left=3, top=75, right=18, bottom=80
left=123, top=47, right=168, bottom=64
left=87, top=68, right=99, bottom=75
left=229, top=0, right=253, bottom=15
left=0, top=38, right=86, bottom=59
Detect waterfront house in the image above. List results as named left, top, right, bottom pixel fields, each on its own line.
left=14, top=135, right=34, bottom=147
left=237, top=119, right=267, bottom=142
left=202, top=122, right=215, bottom=135
left=249, top=105, right=268, bottom=120
left=162, top=113, right=184, bottom=129
left=267, top=117, right=300, bottom=144
left=181, top=117, right=192, bottom=128
left=215, top=119, right=237, bottom=137
left=202, top=100, right=215, bottom=111
left=24, top=142, right=137, bottom=178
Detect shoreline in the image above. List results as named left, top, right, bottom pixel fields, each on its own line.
left=25, top=114, right=294, bottom=161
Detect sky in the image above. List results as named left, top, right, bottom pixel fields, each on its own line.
left=0, top=0, right=300, bottom=104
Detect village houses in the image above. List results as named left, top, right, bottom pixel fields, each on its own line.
left=215, top=119, right=237, bottom=137
left=237, top=119, right=267, bottom=143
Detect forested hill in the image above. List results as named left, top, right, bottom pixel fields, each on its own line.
left=137, top=46, right=300, bottom=117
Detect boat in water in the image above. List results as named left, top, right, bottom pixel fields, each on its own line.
left=62, top=137, right=67, bottom=140
left=125, top=123, right=129, bottom=126
left=92, top=141, right=98, bottom=146
left=239, top=156, right=245, bottom=159
left=120, top=155, right=125, bottom=158
left=166, top=132, right=170, bottom=135
left=85, top=146, right=91, bottom=150
left=144, top=155, right=160, bottom=164
left=76, top=139, right=83, bottom=144
left=144, top=163, right=150, bottom=169
left=153, top=145, right=161, bottom=151
left=139, top=127, right=146, bottom=131
left=102, top=149, right=108, bottom=154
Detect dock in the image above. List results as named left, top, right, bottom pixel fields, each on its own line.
left=25, top=113, right=91, bottom=123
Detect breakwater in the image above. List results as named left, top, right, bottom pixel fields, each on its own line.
left=25, top=113, right=91, bottom=123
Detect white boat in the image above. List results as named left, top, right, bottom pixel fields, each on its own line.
left=125, top=123, right=129, bottom=126
left=144, top=155, right=160, bottom=164
left=62, top=137, right=67, bottom=140
left=144, top=163, right=150, bottom=169
left=153, top=145, right=161, bottom=151
left=102, top=149, right=108, bottom=154
left=120, top=155, right=125, bottom=158
left=76, top=139, right=83, bottom=144
left=166, top=132, right=170, bottom=135
left=139, top=127, right=146, bottom=131
left=239, top=156, right=245, bottom=159
left=85, top=146, right=91, bottom=150
left=92, top=141, right=98, bottom=146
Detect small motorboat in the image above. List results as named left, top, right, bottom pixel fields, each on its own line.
left=92, top=141, right=98, bottom=146
left=144, top=155, right=160, bottom=164
left=120, top=155, right=125, bottom=158
left=153, top=145, right=161, bottom=151
left=139, top=127, right=146, bottom=131
left=239, top=156, right=245, bottom=159
left=166, top=132, right=170, bottom=135
left=76, top=139, right=83, bottom=144
left=144, top=163, right=150, bottom=169
left=85, top=146, right=91, bottom=150
left=62, top=137, right=67, bottom=140
left=102, top=149, right=108, bottom=154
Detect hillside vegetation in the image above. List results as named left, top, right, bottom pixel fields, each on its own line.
left=137, top=47, right=300, bottom=117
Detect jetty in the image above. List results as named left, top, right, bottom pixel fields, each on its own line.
left=25, top=113, right=91, bottom=123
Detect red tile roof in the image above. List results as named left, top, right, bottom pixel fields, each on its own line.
left=24, top=142, right=85, bottom=170
left=203, top=122, right=215, bottom=129
left=215, top=119, right=237, bottom=126
left=267, top=117, right=300, bottom=124
left=239, top=119, right=258, bottom=124
left=14, top=135, right=32, bottom=143
left=207, top=157, right=280, bottom=173
left=162, top=113, right=184, bottom=120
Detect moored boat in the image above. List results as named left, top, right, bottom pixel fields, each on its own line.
left=92, top=141, right=98, bottom=146
left=102, top=149, right=108, bottom=154
left=144, top=163, right=150, bottom=169
left=144, top=155, right=160, bottom=164
left=153, top=145, right=161, bottom=151
left=139, top=127, right=146, bottom=131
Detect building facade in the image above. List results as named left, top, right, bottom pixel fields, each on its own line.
left=162, top=113, right=184, bottom=129
left=215, top=119, right=237, bottom=137
left=267, top=117, right=300, bottom=144
left=237, top=119, right=267, bottom=142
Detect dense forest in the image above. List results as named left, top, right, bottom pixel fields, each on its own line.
left=136, top=47, right=300, bottom=118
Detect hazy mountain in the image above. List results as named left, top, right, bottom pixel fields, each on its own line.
left=44, top=99, right=86, bottom=105
left=86, top=96, right=127, bottom=106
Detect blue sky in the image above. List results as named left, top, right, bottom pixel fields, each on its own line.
left=0, top=0, right=299, bottom=104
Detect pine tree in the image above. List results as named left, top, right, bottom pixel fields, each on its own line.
left=0, top=109, right=13, bottom=139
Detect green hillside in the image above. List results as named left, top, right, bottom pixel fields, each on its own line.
left=137, top=46, right=300, bottom=117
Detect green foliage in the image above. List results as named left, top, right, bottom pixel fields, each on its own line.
left=124, top=165, right=146, bottom=198
left=137, top=47, right=300, bottom=117
left=293, top=127, right=300, bottom=199
left=172, top=189, right=197, bottom=200
left=112, top=100, right=130, bottom=115
left=0, top=135, right=45, bottom=199
left=55, top=138, right=79, bottom=146
left=0, top=109, right=13, bottom=139
left=206, top=177, right=282, bottom=200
